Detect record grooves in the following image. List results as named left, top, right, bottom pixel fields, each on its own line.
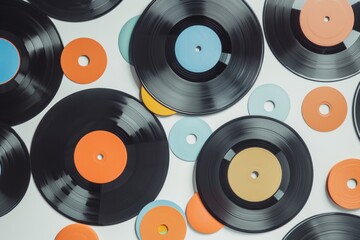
left=196, top=116, right=313, bottom=232
left=30, top=89, right=169, bottom=226
left=0, top=123, right=30, bottom=217
left=264, top=0, right=360, bottom=81
left=28, top=0, right=123, bottom=22
left=283, top=213, right=360, bottom=239
left=353, top=82, right=360, bottom=140
left=0, top=0, right=63, bottom=126
left=132, top=0, right=264, bottom=114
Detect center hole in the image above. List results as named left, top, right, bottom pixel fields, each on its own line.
left=347, top=178, right=358, bottom=190
left=251, top=171, right=259, bottom=179
left=97, top=154, right=104, bottom=161
left=195, top=46, right=202, bottom=52
left=324, top=16, right=330, bottom=22
left=264, top=100, right=275, bottom=112
left=158, top=224, right=168, bottom=235
left=319, top=104, right=330, bottom=115
left=78, top=55, right=90, bottom=67
left=186, top=134, right=197, bottom=145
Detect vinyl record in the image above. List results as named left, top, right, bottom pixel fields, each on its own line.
left=283, top=213, right=360, bottom=239
left=0, top=0, right=63, bottom=126
left=30, top=88, right=169, bottom=225
left=132, top=0, right=263, bottom=114
left=353, top=82, right=360, bottom=140
left=264, top=0, right=360, bottom=81
left=196, top=116, right=313, bottom=232
left=0, top=123, right=31, bottom=217
left=27, top=0, right=123, bottom=22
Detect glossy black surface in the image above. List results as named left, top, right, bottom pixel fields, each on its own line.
left=196, top=116, right=313, bottom=232
left=30, top=89, right=169, bottom=226
left=0, top=123, right=30, bottom=217
left=353, top=82, right=360, bottom=140
left=132, top=0, right=263, bottom=114
left=264, top=0, right=360, bottom=81
left=0, top=0, right=63, bottom=126
left=28, top=0, right=122, bottom=22
left=284, top=213, right=360, bottom=239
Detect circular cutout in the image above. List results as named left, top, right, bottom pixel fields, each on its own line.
left=248, top=84, right=290, bottom=121
left=0, top=123, right=30, bottom=217
left=284, top=213, right=360, bottom=240
left=227, top=147, right=282, bottom=202
left=132, top=0, right=263, bottom=114
left=78, top=55, right=90, bottom=67
left=169, top=118, right=212, bottom=162
left=299, top=0, right=354, bottom=47
left=61, top=38, right=107, bottom=84
left=0, top=0, right=63, bottom=126
left=327, top=159, right=360, bottom=209
left=55, top=224, right=98, bottom=240
left=175, top=25, right=222, bottom=73
left=118, top=15, right=140, bottom=64
left=140, top=87, right=176, bottom=116
left=196, top=116, right=313, bottom=232
left=27, top=0, right=123, bottom=22
left=31, top=89, right=169, bottom=225
left=135, top=200, right=185, bottom=240
left=74, top=130, right=128, bottom=184
left=0, top=38, right=20, bottom=85
left=302, top=87, right=347, bottom=132
left=319, top=104, right=330, bottom=115
left=186, top=193, right=224, bottom=234
left=140, top=205, right=187, bottom=240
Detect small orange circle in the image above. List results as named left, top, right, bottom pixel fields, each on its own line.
left=186, top=193, right=224, bottom=234
left=299, top=0, right=354, bottom=47
left=302, top=87, right=347, bottom=132
left=55, top=224, right=98, bottom=240
left=61, top=38, right=107, bottom=84
left=74, top=130, right=127, bottom=184
left=327, top=159, right=360, bottom=210
left=140, top=206, right=187, bottom=240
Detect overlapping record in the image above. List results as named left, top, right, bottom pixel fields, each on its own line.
left=0, top=0, right=63, bottom=126
left=284, top=213, right=360, bottom=239
left=0, top=123, right=30, bottom=217
left=28, top=0, right=123, bottom=22
left=264, top=0, right=360, bottom=81
left=132, top=0, right=263, bottom=114
left=30, top=89, right=169, bottom=225
left=196, top=116, right=313, bottom=232
left=353, top=82, right=360, bottom=139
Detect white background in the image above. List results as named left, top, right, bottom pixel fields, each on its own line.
left=2, top=0, right=360, bottom=239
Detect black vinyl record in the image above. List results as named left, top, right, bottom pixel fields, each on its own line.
left=132, top=0, right=263, bottom=115
left=0, top=0, right=63, bottom=126
left=264, top=0, right=360, bottom=81
left=284, top=213, right=360, bottom=239
left=196, top=116, right=313, bottom=232
left=354, top=82, right=360, bottom=140
left=28, top=0, right=123, bottom=22
left=0, top=123, right=30, bottom=217
left=30, top=89, right=169, bottom=225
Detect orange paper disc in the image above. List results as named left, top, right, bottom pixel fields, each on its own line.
left=300, top=0, right=354, bottom=47
left=302, top=87, right=347, bottom=132
left=74, top=130, right=127, bottom=184
left=140, top=205, right=187, bottom=240
left=327, top=159, right=360, bottom=210
left=61, top=38, right=107, bottom=84
left=55, top=224, right=98, bottom=240
left=186, top=193, right=223, bottom=234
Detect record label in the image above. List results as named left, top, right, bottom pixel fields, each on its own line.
left=0, top=38, right=20, bottom=85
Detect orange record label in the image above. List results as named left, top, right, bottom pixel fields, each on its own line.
left=300, top=0, right=354, bottom=47
left=327, top=159, right=360, bottom=210
left=74, top=130, right=127, bottom=184
left=140, top=205, right=187, bottom=240
left=55, top=224, right=98, bottom=240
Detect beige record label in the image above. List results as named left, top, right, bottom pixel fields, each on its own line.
left=227, top=147, right=282, bottom=202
